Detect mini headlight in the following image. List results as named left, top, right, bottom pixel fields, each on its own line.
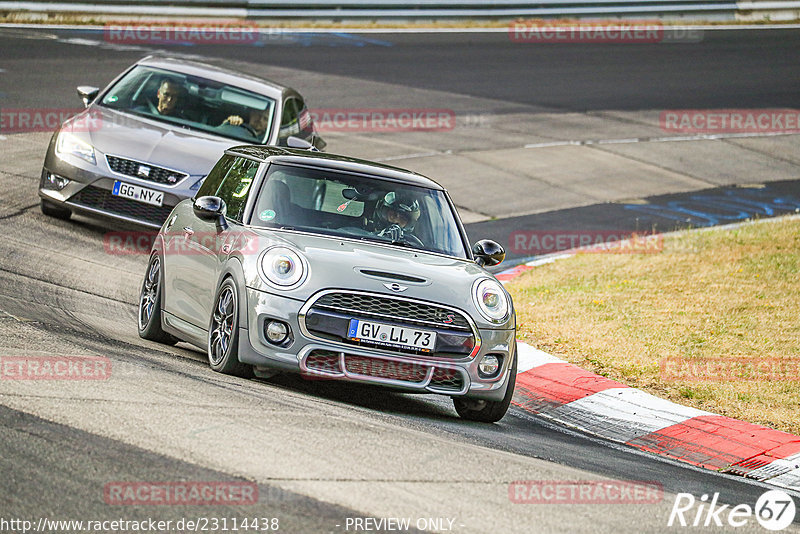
left=259, top=246, right=306, bottom=288
left=472, top=278, right=510, bottom=323
left=55, top=131, right=96, bottom=165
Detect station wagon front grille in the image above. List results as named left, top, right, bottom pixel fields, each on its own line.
left=106, top=155, right=188, bottom=186
left=312, top=292, right=471, bottom=331
left=70, top=186, right=174, bottom=226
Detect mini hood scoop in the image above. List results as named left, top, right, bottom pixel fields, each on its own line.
left=357, top=269, right=428, bottom=285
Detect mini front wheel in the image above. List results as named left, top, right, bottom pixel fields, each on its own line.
left=453, top=346, right=517, bottom=423
left=208, top=278, right=252, bottom=378
left=138, top=254, right=179, bottom=345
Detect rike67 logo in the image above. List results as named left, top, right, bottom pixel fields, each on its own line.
left=669, top=490, right=796, bottom=531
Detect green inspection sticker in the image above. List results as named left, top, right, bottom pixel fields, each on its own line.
left=259, top=209, right=276, bottom=221
left=107, top=95, right=118, bottom=103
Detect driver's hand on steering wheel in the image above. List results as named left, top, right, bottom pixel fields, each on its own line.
left=379, top=224, right=404, bottom=242
left=224, top=115, right=244, bottom=126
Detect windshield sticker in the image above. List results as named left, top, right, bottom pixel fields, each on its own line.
left=259, top=209, right=276, bottom=221
left=107, top=95, right=119, bottom=103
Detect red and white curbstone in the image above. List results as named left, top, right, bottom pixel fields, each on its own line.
left=513, top=342, right=800, bottom=490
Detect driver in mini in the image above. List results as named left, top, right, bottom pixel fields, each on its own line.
left=371, top=191, right=421, bottom=243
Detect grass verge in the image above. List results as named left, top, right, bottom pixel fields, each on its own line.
left=507, top=216, right=800, bottom=435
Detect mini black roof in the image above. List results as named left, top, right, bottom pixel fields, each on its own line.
left=226, top=145, right=445, bottom=190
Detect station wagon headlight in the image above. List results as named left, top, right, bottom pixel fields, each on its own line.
left=472, top=278, right=510, bottom=323
left=55, top=131, right=96, bottom=165
left=259, top=246, right=306, bottom=288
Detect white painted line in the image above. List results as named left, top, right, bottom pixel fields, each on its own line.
left=747, top=453, right=800, bottom=482
left=546, top=387, right=712, bottom=443
left=767, top=468, right=800, bottom=491
left=524, top=131, right=800, bottom=150
left=375, top=151, right=442, bottom=162
left=516, top=341, right=565, bottom=373
left=525, top=253, right=574, bottom=267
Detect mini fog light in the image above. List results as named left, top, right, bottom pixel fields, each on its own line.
left=478, top=354, right=501, bottom=377
left=265, top=320, right=289, bottom=345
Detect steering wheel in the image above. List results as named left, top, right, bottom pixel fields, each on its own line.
left=401, top=233, right=425, bottom=248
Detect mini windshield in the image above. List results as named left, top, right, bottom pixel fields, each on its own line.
left=251, top=164, right=468, bottom=258
left=99, top=65, right=276, bottom=144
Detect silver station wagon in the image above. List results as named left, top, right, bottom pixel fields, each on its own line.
left=138, top=146, right=517, bottom=422
left=39, top=56, right=324, bottom=228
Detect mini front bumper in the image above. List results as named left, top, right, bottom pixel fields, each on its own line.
left=237, top=287, right=517, bottom=401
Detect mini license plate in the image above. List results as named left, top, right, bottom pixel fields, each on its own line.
left=348, top=319, right=436, bottom=352
left=112, top=181, right=164, bottom=207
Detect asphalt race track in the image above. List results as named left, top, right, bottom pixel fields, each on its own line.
left=1, top=26, right=799, bottom=533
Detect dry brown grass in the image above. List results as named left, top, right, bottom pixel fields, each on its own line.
left=507, top=217, right=800, bottom=434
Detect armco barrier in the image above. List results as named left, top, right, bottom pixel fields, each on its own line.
left=0, top=0, right=745, bottom=19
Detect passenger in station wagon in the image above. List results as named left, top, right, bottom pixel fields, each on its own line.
left=219, top=109, right=271, bottom=140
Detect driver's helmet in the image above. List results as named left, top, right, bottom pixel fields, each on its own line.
left=375, top=191, right=421, bottom=229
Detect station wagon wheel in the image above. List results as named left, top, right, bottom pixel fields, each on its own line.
left=207, top=278, right=252, bottom=377
left=453, top=344, right=517, bottom=423
left=40, top=199, right=72, bottom=220
left=138, top=253, right=178, bottom=345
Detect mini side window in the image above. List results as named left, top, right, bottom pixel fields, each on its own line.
left=213, top=157, right=260, bottom=222
left=195, top=154, right=234, bottom=198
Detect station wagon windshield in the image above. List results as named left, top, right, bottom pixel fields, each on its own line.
left=99, top=65, right=276, bottom=144
left=251, top=164, right=468, bottom=258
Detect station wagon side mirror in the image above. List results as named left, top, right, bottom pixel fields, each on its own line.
left=77, top=86, right=100, bottom=108
left=286, top=136, right=318, bottom=151
left=473, top=239, right=505, bottom=267
left=193, top=196, right=228, bottom=231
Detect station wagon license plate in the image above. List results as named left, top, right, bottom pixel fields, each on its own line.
left=348, top=319, right=436, bottom=352
left=112, top=181, right=164, bottom=207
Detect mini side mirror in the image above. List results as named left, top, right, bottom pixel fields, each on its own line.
left=473, top=239, right=505, bottom=267
left=287, top=136, right=318, bottom=151
left=193, top=196, right=228, bottom=231
left=77, top=86, right=100, bottom=108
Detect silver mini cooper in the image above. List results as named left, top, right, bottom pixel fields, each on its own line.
left=138, top=146, right=517, bottom=422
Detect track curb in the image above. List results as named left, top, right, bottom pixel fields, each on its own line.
left=506, top=216, right=800, bottom=491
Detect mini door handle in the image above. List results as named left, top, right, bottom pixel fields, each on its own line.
left=183, top=226, right=194, bottom=236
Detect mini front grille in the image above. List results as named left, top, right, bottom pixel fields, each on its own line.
left=312, top=292, right=471, bottom=331
left=344, top=355, right=428, bottom=383
left=430, top=367, right=465, bottom=392
left=70, top=186, right=174, bottom=226
left=302, top=350, right=467, bottom=393
left=106, top=155, right=188, bottom=185
left=305, top=350, right=341, bottom=374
